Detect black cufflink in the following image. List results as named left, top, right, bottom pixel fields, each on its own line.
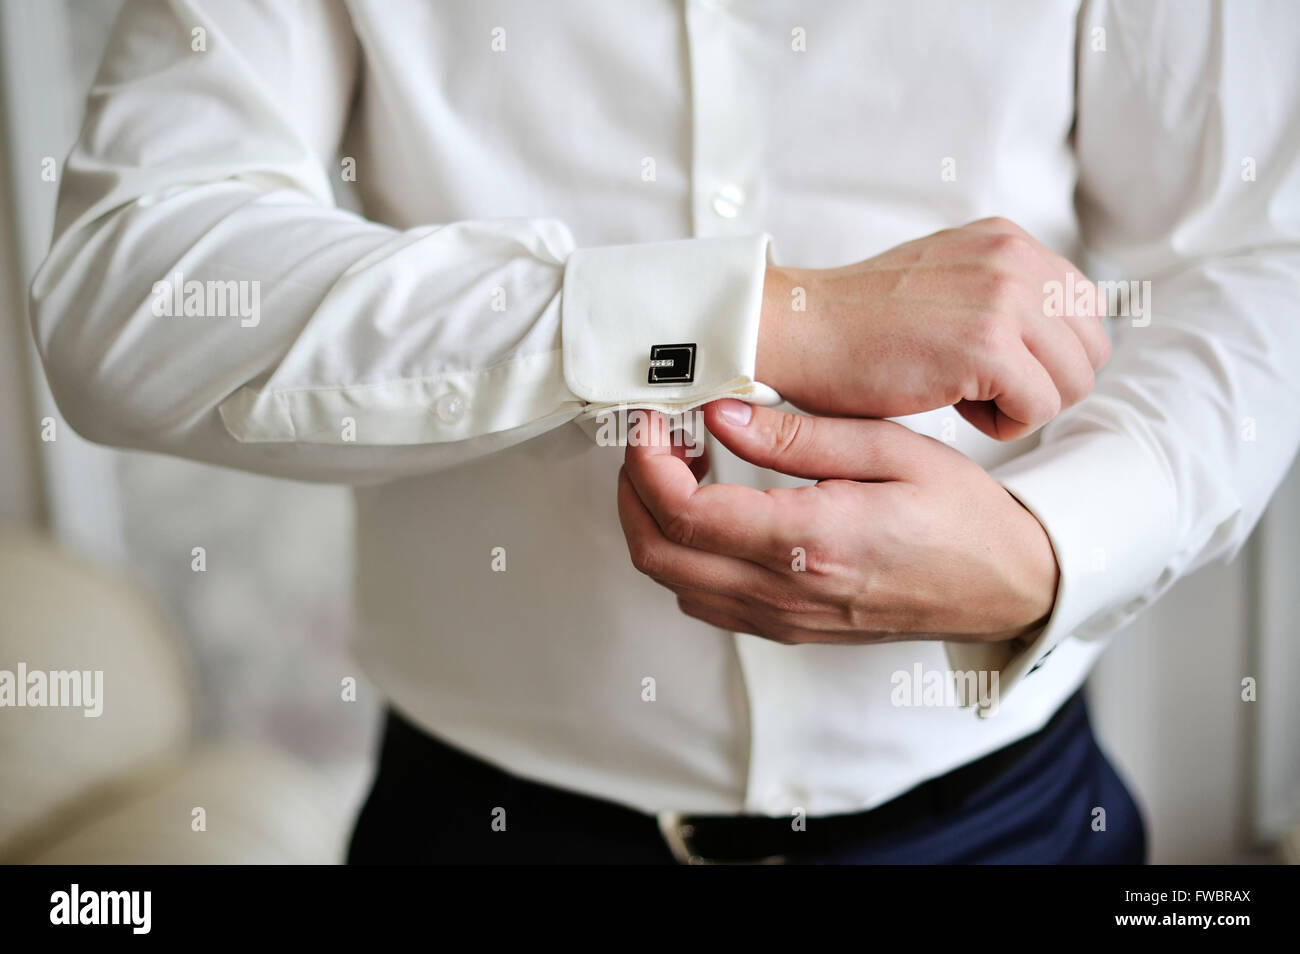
left=647, top=343, right=696, bottom=384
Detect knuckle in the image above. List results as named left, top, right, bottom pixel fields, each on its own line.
left=973, top=215, right=1025, bottom=235
left=676, top=595, right=705, bottom=618
left=629, top=539, right=664, bottom=577
left=975, top=311, right=1020, bottom=356
left=842, top=598, right=873, bottom=634
left=787, top=533, right=836, bottom=579
left=770, top=412, right=811, bottom=464
left=764, top=625, right=805, bottom=646
left=978, top=232, right=1041, bottom=275
left=661, top=509, right=697, bottom=548
left=988, top=231, right=1025, bottom=256
left=982, top=269, right=1026, bottom=310
left=825, top=595, right=863, bottom=633
left=759, top=588, right=815, bottom=620
left=821, top=571, right=870, bottom=629
left=679, top=599, right=726, bottom=630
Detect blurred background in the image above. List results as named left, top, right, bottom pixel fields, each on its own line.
left=1, top=0, right=1297, bottom=864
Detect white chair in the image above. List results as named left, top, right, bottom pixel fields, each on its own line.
left=0, top=529, right=352, bottom=863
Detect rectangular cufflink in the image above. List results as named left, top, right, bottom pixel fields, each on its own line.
left=648, top=343, right=697, bottom=384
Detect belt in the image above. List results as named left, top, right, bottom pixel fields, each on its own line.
left=657, top=688, right=1086, bottom=864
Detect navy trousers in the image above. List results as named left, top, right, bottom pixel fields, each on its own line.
left=348, top=692, right=1146, bottom=864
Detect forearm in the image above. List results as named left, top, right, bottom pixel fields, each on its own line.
left=32, top=0, right=775, bottom=486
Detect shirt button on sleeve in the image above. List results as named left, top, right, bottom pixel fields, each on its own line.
left=436, top=393, right=467, bottom=424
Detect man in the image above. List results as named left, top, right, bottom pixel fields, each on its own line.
left=32, top=0, right=1300, bottom=863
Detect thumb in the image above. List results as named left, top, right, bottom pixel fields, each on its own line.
left=702, top=399, right=922, bottom=481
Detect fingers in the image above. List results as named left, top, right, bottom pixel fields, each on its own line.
left=1021, top=317, right=1096, bottom=410
left=952, top=399, right=989, bottom=439
left=670, top=585, right=810, bottom=635
left=1054, top=291, right=1111, bottom=372
left=666, top=430, right=711, bottom=482
left=672, top=589, right=826, bottom=644
left=672, top=588, right=895, bottom=645
left=622, top=414, right=794, bottom=563
left=673, top=592, right=763, bottom=637
left=953, top=398, right=1038, bottom=442
left=1029, top=255, right=1110, bottom=371
left=616, top=466, right=784, bottom=591
left=966, top=339, right=1062, bottom=440
left=702, top=401, right=924, bottom=481
left=620, top=411, right=700, bottom=519
left=965, top=215, right=1111, bottom=374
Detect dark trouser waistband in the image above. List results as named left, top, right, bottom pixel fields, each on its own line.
left=347, top=685, right=1141, bottom=865
left=671, top=688, right=1086, bottom=863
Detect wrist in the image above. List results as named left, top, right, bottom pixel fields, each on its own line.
left=999, top=497, right=1060, bottom=641
left=755, top=264, right=802, bottom=395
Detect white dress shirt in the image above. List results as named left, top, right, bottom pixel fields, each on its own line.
left=31, top=0, right=1300, bottom=816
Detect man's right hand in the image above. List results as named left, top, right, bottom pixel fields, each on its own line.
left=755, top=217, right=1110, bottom=441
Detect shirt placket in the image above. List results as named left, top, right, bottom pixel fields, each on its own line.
left=684, top=0, right=790, bottom=816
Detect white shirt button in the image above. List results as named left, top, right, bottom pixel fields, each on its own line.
left=710, top=184, right=745, bottom=219
left=436, top=393, right=466, bottom=423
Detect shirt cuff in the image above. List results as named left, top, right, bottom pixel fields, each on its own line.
left=944, top=428, right=1179, bottom=712
left=561, top=234, right=777, bottom=417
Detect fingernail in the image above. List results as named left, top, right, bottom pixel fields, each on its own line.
left=716, top=399, right=753, bottom=426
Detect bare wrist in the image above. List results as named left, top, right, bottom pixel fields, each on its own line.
left=756, top=264, right=797, bottom=392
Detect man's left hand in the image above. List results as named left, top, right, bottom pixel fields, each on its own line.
left=618, top=401, right=1059, bottom=645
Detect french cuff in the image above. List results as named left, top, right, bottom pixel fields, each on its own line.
left=561, top=234, right=778, bottom=418
left=944, top=429, right=1178, bottom=713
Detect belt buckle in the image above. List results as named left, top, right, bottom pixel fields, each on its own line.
left=656, top=811, right=788, bottom=866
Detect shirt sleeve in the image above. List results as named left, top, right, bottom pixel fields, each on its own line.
left=946, top=0, right=1300, bottom=698
left=29, top=0, right=770, bottom=487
